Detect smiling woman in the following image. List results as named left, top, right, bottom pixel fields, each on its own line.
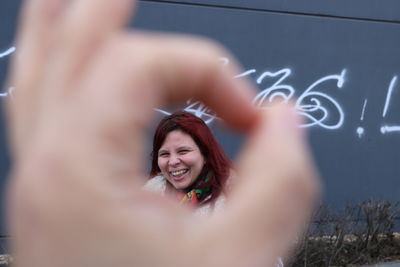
left=145, top=111, right=232, bottom=215
left=157, top=130, right=206, bottom=191
left=145, top=111, right=285, bottom=266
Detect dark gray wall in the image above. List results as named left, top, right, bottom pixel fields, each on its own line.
left=133, top=0, right=400, bottom=208
left=141, top=0, right=400, bottom=22
left=0, top=0, right=20, bottom=236
left=1, top=0, right=400, bottom=235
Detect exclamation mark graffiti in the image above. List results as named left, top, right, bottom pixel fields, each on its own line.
left=380, top=76, right=398, bottom=134
left=357, top=99, right=368, bottom=138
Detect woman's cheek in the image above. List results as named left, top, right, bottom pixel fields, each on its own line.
left=157, top=158, right=166, bottom=173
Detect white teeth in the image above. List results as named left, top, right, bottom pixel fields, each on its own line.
left=171, top=169, right=188, bottom=176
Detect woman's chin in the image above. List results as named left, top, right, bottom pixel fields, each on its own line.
left=172, top=181, right=189, bottom=190
left=169, top=173, right=190, bottom=189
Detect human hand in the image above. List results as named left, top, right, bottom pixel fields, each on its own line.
left=6, top=0, right=319, bottom=266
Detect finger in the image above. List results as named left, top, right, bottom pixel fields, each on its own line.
left=205, top=104, right=320, bottom=266
left=45, top=0, right=136, bottom=96
left=8, top=0, right=136, bottom=157
left=87, top=33, right=258, bottom=129
left=151, top=35, right=258, bottom=130
left=12, top=0, right=65, bottom=85
left=7, top=0, right=66, bottom=155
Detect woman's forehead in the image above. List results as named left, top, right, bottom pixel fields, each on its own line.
left=160, top=130, right=197, bottom=149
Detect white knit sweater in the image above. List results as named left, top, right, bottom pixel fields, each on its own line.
left=144, top=175, right=226, bottom=217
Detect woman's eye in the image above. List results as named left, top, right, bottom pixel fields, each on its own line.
left=178, top=149, right=189, bottom=154
left=159, top=153, right=169, bottom=157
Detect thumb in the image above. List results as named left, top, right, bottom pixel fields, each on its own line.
left=212, top=103, right=320, bottom=266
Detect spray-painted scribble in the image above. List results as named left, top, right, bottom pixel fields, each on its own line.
left=155, top=99, right=218, bottom=125
left=380, top=125, right=400, bottom=134
left=218, top=58, right=346, bottom=129
left=182, top=99, right=218, bottom=124
left=154, top=108, right=171, bottom=116
left=357, top=99, right=368, bottom=138
left=360, top=99, right=368, bottom=121
left=296, top=69, right=346, bottom=130
left=0, top=87, right=14, bottom=98
left=382, top=76, right=398, bottom=118
left=220, top=57, right=257, bottom=79
left=357, top=127, right=365, bottom=138
left=380, top=76, right=400, bottom=135
left=253, top=68, right=295, bottom=107
left=0, top=47, right=16, bottom=98
left=3, top=51, right=400, bottom=136
left=157, top=56, right=346, bottom=129
left=235, top=69, right=256, bottom=78
left=157, top=65, right=346, bottom=130
left=0, top=46, right=15, bottom=58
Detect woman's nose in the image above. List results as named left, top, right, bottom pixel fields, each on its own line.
left=168, top=154, right=180, bottom=166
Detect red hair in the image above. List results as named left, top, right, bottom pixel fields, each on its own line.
left=149, top=111, right=231, bottom=204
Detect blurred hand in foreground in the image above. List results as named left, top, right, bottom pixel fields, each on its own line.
left=6, top=0, right=320, bottom=266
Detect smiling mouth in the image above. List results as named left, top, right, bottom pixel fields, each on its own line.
left=170, top=169, right=189, bottom=178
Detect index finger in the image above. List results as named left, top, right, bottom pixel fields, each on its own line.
left=82, top=33, right=259, bottom=133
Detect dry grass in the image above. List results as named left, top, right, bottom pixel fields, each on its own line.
left=289, top=200, right=400, bottom=266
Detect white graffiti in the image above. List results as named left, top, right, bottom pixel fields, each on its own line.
left=253, top=68, right=295, bottom=107
left=380, top=125, right=400, bottom=134
left=0, top=47, right=16, bottom=98
left=0, top=46, right=15, bottom=58
left=296, top=69, right=346, bottom=130
left=156, top=58, right=346, bottom=130
left=360, top=99, right=368, bottom=121
left=382, top=76, right=398, bottom=118
left=221, top=58, right=346, bottom=129
left=235, top=69, right=256, bottom=78
left=182, top=99, right=218, bottom=124
left=0, top=87, right=14, bottom=98
left=357, top=127, right=365, bottom=138
left=356, top=99, right=368, bottom=138
left=154, top=108, right=171, bottom=116
left=380, top=76, right=400, bottom=135
left=3, top=51, right=400, bottom=136
left=220, top=57, right=258, bottom=79
left=155, top=99, right=218, bottom=125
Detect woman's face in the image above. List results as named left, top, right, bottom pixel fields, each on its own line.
left=158, top=130, right=205, bottom=190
